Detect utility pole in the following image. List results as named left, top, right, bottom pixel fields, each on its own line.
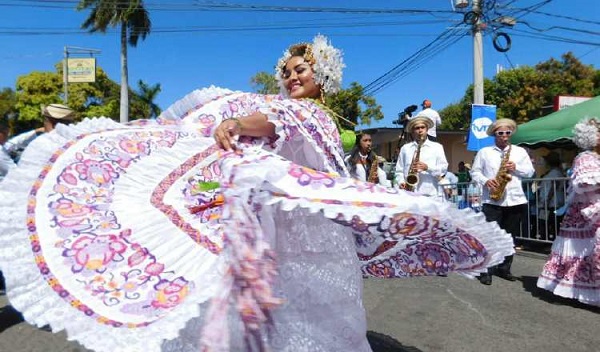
left=63, top=46, right=69, bottom=103
left=472, top=0, right=484, bottom=105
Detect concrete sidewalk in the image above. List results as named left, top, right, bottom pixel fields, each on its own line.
left=1, top=251, right=598, bottom=352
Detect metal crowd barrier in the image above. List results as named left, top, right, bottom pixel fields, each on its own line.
left=438, top=177, right=569, bottom=244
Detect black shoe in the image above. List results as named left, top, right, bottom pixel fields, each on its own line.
left=496, top=271, right=517, bottom=281
left=478, top=274, right=492, bottom=285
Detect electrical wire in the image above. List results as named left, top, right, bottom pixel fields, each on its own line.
left=529, top=9, right=600, bottom=26
left=363, top=26, right=469, bottom=96
left=506, top=27, right=600, bottom=46
left=0, top=0, right=457, bottom=14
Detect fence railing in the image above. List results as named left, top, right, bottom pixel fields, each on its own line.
left=438, top=177, right=569, bottom=244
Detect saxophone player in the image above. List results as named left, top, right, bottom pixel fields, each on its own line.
left=395, top=116, right=448, bottom=196
left=346, top=132, right=391, bottom=187
left=470, top=118, right=534, bottom=285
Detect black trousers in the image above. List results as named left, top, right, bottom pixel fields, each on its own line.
left=481, top=203, right=527, bottom=274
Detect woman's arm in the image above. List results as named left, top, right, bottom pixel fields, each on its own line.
left=213, top=112, right=276, bottom=151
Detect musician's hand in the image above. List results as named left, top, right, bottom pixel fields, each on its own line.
left=505, top=161, right=516, bottom=172
left=415, top=161, right=428, bottom=172
left=398, top=183, right=407, bottom=190
left=485, top=179, right=499, bottom=191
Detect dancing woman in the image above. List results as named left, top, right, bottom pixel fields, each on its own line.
left=0, top=35, right=513, bottom=352
left=537, top=117, right=600, bottom=306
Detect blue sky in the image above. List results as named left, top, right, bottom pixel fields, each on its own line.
left=1, top=0, right=598, bottom=128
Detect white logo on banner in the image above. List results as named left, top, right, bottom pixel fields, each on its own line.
left=471, top=117, right=493, bottom=139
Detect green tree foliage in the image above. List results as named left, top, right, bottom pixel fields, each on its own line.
left=14, top=71, right=64, bottom=132
left=136, top=80, right=162, bottom=118
left=440, top=52, right=599, bottom=129
left=10, top=64, right=159, bottom=134
left=78, top=0, right=152, bottom=123
left=250, top=72, right=384, bottom=129
left=325, top=82, right=384, bottom=130
left=250, top=71, right=279, bottom=94
left=0, top=87, right=17, bottom=123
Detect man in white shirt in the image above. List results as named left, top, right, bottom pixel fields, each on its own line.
left=470, top=118, right=535, bottom=285
left=395, top=116, right=448, bottom=196
left=413, top=99, right=441, bottom=141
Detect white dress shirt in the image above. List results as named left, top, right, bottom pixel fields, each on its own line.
left=345, top=155, right=391, bottom=187
left=395, top=139, right=448, bottom=196
left=470, top=144, right=535, bottom=206
left=414, top=108, right=442, bottom=138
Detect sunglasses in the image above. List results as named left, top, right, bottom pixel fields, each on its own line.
left=495, top=130, right=512, bottom=136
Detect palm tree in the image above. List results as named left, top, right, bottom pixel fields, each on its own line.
left=137, top=79, right=161, bottom=119
left=78, top=0, right=151, bottom=123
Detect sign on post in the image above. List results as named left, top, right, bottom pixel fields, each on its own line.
left=67, top=58, right=96, bottom=83
left=467, top=104, right=496, bottom=151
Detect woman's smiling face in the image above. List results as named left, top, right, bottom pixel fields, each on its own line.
left=282, top=56, right=320, bottom=99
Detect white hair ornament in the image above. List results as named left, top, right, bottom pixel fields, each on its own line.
left=572, top=116, right=600, bottom=150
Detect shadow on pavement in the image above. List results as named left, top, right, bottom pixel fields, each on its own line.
left=0, top=304, right=24, bottom=333
left=367, top=331, right=423, bottom=352
left=520, top=275, right=600, bottom=313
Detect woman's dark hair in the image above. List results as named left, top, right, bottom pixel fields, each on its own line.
left=347, top=132, right=376, bottom=177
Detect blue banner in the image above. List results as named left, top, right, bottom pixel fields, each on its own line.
left=467, top=104, right=496, bottom=151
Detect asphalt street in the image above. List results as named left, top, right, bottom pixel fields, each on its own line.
left=1, top=249, right=598, bottom=352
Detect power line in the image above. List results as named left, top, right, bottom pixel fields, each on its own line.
left=518, top=21, right=600, bottom=36
left=0, top=18, right=452, bottom=36
left=0, top=0, right=457, bottom=14
left=363, top=26, right=469, bottom=96
left=529, top=9, right=600, bottom=26
left=506, top=27, right=600, bottom=46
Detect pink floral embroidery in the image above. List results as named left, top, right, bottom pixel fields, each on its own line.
left=74, top=159, right=119, bottom=186
left=50, top=198, right=94, bottom=219
left=29, top=129, right=195, bottom=327
left=151, top=277, right=190, bottom=309
left=68, top=233, right=127, bottom=272
left=145, top=262, right=165, bottom=276
left=288, top=164, right=336, bottom=188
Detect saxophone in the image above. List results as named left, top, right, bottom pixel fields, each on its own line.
left=490, top=145, right=512, bottom=201
left=405, top=136, right=425, bottom=192
left=367, top=151, right=379, bottom=184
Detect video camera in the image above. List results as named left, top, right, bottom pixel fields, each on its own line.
left=392, top=104, right=419, bottom=125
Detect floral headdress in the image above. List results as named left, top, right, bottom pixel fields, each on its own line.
left=572, top=116, right=600, bottom=150
left=275, top=34, right=345, bottom=97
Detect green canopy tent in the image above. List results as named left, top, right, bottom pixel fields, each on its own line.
left=512, top=95, right=600, bottom=149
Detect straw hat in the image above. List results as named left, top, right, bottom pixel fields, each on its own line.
left=41, top=104, right=75, bottom=121
left=486, top=118, right=517, bottom=136
left=406, top=116, right=434, bottom=131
